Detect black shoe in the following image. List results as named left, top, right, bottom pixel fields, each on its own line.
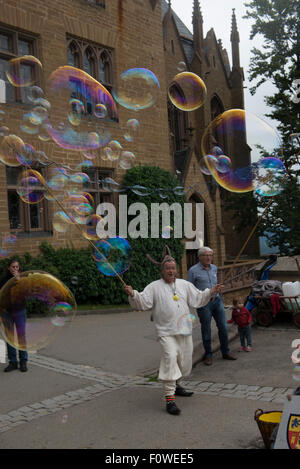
left=19, top=361, right=28, bottom=372
left=4, top=362, right=18, bottom=372
left=166, top=401, right=181, bottom=415
left=175, top=386, right=194, bottom=397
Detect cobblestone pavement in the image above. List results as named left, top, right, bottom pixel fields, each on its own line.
left=0, top=352, right=293, bottom=435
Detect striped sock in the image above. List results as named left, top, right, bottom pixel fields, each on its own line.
left=166, top=395, right=175, bottom=403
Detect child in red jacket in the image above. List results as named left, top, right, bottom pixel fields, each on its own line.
left=228, top=297, right=253, bottom=352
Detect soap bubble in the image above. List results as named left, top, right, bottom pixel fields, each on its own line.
left=119, top=151, right=136, bottom=169
left=26, top=86, right=44, bottom=102
left=6, top=56, right=42, bottom=87
left=46, top=66, right=116, bottom=150
left=215, top=155, right=232, bottom=174
left=0, top=271, right=76, bottom=352
left=104, top=140, right=122, bottom=161
left=0, top=134, right=25, bottom=167
left=168, top=72, right=207, bottom=111
left=162, top=226, right=173, bottom=239
left=177, top=313, right=196, bottom=335
left=93, top=237, right=132, bottom=277
left=124, top=119, right=139, bottom=142
left=83, top=214, right=103, bottom=240
left=52, top=211, right=71, bottom=233
left=112, top=68, right=160, bottom=111
left=0, top=234, right=17, bottom=258
left=17, top=169, right=46, bottom=204
left=0, top=126, right=9, bottom=137
left=177, top=61, right=187, bottom=72
left=68, top=99, right=84, bottom=126
left=201, top=109, right=284, bottom=194
left=94, top=103, right=107, bottom=118
left=199, top=155, right=218, bottom=175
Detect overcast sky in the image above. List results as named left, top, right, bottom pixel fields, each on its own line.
left=170, top=0, right=279, bottom=132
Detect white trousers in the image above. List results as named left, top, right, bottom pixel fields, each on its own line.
left=158, top=335, right=193, bottom=397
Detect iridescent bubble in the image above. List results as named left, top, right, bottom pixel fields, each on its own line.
left=34, top=150, right=49, bottom=166
left=177, top=61, right=187, bottom=72
left=112, top=68, right=160, bottom=111
left=6, top=56, right=43, bottom=87
left=168, top=72, right=207, bottom=112
left=177, top=313, right=196, bottom=335
left=0, top=134, right=25, bottom=167
left=0, top=271, right=76, bottom=352
left=104, top=140, right=122, bottom=161
left=0, top=234, right=17, bottom=258
left=215, top=155, right=232, bottom=174
left=254, top=157, right=286, bottom=197
left=162, top=226, right=173, bottom=239
left=68, top=99, right=84, bottom=126
left=17, top=143, right=36, bottom=167
left=124, top=119, right=139, bottom=142
left=93, top=237, right=132, bottom=277
left=51, top=302, right=73, bottom=327
left=76, top=160, right=94, bottom=170
left=47, top=66, right=117, bottom=151
left=199, top=155, right=218, bottom=176
left=0, top=110, right=5, bottom=121
left=48, top=173, right=69, bottom=191
left=83, top=150, right=97, bottom=160
left=26, top=86, right=44, bottom=102
left=73, top=202, right=93, bottom=217
left=52, top=211, right=71, bottom=233
left=201, top=109, right=284, bottom=194
left=94, top=103, right=107, bottom=118
left=82, top=192, right=95, bottom=208
left=83, top=214, right=103, bottom=241
left=20, top=114, right=40, bottom=135
left=30, top=106, right=48, bottom=124
left=70, top=172, right=90, bottom=184
left=0, top=126, right=9, bottom=137
left=119, top=151, right=136, bottom=170
left=37, top=122, right=51, bottom=142
left=16, top=169, right=46, bottom=204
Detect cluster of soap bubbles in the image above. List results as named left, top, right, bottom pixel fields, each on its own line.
left=199, top=110, right=286, bottom=197
left=167, top=62, right=286, bottom=197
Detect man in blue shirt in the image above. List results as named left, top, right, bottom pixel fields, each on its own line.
left=187, top=247, right=236, bottom=365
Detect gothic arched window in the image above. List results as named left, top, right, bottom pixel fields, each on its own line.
left=66, top=36, right=115, bottom=119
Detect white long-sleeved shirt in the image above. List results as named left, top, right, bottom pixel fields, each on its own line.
left=128, top=278, right=212, bottom=337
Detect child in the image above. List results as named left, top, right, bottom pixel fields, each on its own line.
left=228, top=297, right=253, bottom=352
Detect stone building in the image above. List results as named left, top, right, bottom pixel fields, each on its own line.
left=0, top=0, right=259, bottom=274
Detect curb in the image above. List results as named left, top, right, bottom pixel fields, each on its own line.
left=192, top=324, right=238, bottom=368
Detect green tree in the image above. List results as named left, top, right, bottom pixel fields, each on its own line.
left=226, top=0, right=300, bottom=255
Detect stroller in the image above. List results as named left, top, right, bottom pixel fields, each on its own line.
left=245, top=255, right=278, bottom=312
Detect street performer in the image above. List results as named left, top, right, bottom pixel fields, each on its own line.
left=124, top=255, right=223, bottom=415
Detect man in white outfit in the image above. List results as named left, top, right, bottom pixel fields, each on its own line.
left=124, top=256, right=223, bottom=415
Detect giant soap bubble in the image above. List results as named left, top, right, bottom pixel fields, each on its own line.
left=201, top=109, right=285, bottom=195
left=0, top=271, right=76, bottom=352
left=46, top=66, right=117, bottom=151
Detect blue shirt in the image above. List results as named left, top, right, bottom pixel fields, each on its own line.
left=187, top=262, right=218, bottom=291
